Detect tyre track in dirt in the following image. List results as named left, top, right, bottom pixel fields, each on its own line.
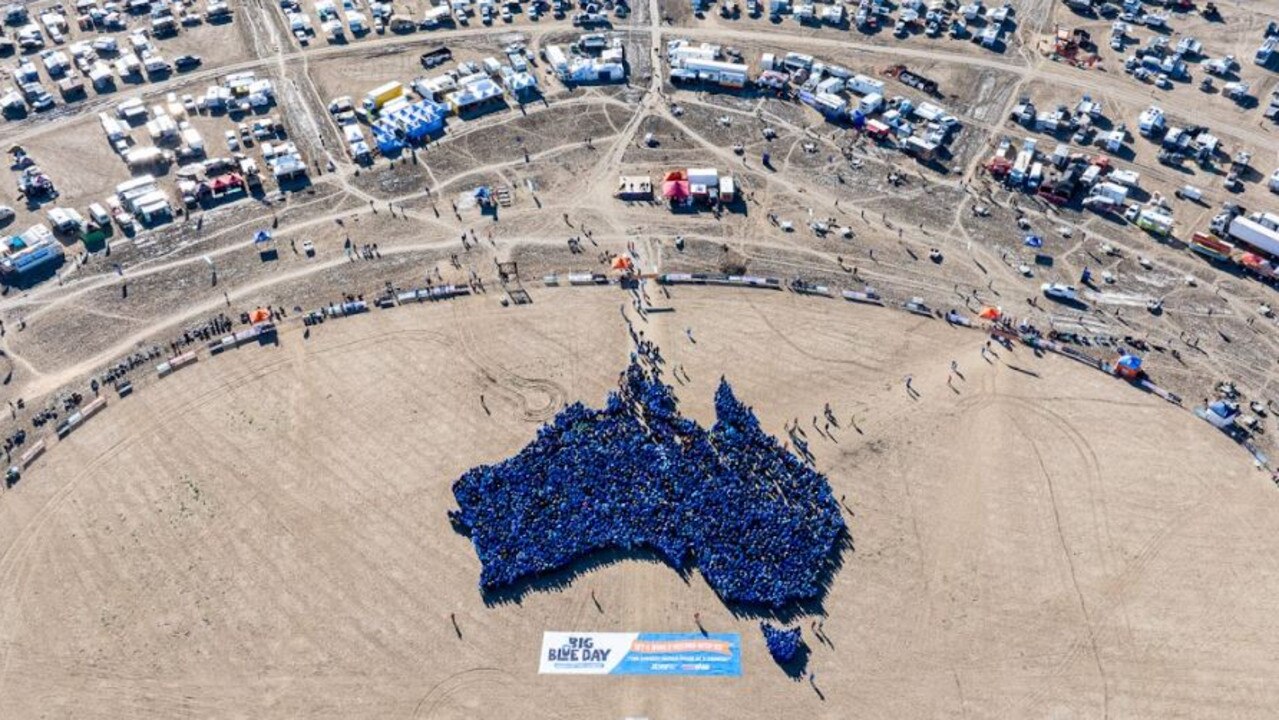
left=449, top=303, right=565, bottom=423
left=0, top=350, right=305, bottom=693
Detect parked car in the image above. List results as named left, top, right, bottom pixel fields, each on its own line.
left=1041, top=283, right=1079, bottom=302
left=0, top=205, right=14, bottom=224
left=174, top=54, right=202, bottom=71
left=1175, top=185, right=1203, bottom=201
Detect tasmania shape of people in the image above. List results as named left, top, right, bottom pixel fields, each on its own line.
left=449, top=353, right=847, bottom=610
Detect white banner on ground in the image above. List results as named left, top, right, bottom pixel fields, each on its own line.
left=538, top=632, right=742, bottom=676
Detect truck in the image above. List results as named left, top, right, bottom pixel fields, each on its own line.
left=1090, top=181, right=1129, bottom=204
left=1227, top=216, right=1279, bottom=257
left=422, top=5, right=452, bottom=28
left=847, top=73, right=883, bottom=96
left=1109, top=169, right=1141, bottom=188
left=1136, top=209, right=1173, bottom=236
left=1137, top=105, right=1164, bottom=136
left=362, top=81, right=404, bottom=112
left=1190, top=231, right=1234, bottom=262
left=1257, top=37, right=1277, bottom=66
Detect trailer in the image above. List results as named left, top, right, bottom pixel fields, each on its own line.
left=1090, top=181, right=1129, bottom=204
left=1190, top=232, right=1234, bottom=262
left=841, top=287, right=884, bottom=305
left=362, top=81, right=405, bottom=112
left=19, top=439, right=45, bottom=468
left=1110, top=169, right=1141, bottom=187
left=208, top=322, right=276, bottom=353
left=1136, top=209, right=1174, bottom=237
left=324, top=300, right=369, bottom=317
left=395, top=284, right=471, bottom=303
left=156, top=351, right=198, bottom=377
left=54, top=396, right=107, bottom=439
left=1227, top=216, right=1279, bottom=257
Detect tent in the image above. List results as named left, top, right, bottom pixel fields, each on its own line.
left=611, top=255, right=634, bottom=271
left=1023, top=235, right=1043, bottom=248
left=249, top=307, right=271, bottom=324
left=1201, top=400, right=1239, bottom=429
left=1116, top=354, right=1142, bottom=371
left=978, top=306, right=1002, bottom=320
left=1114, top=353, right=1143, bottom=380
left=254, top=229, right=278, bottom=261
left=1209, top=400, right=1237, bottom=420
left=662, top=180, right=690, bottom=200
left=211, top=174, right=243, bottom=192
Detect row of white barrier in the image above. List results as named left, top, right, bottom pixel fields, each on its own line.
left=54, top=396, right=107, bottom=440
left=791, top=283, right=832, bottom=297
left=325, top=300, right=369, bottom=318
left=657, top=273, right=783, bottom=289
left=209, top=322, right=277, bottom=355
left=156, top=351, right=198, bottom=378
left=396, top=284, right=472, bottom=304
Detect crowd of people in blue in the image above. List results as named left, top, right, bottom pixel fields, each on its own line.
left=760, top=623, right=804, bottom=664
left=449, top=346, right=846, bottom=611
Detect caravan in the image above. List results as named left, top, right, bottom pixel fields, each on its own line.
left=1137, top=106, right=1165, bottom=136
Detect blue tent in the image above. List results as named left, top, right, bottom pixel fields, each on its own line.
left=373, top=126, right=403, bottom=154
left=850, top=110, right=866, bottom=129
left=1209, top=400, right=1237, bottom=420
left=474, top=186, right=491, bottom=201
left=1117, top=354, right=1142, bottom=371
left=1023, top=235, right=1043, bottom=248
left=373, top=100, right=447, bottom=151
left=253, top=230, right=273, bottom=244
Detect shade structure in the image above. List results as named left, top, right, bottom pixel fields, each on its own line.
left=210, top=173, right=243, bottom=193
left=662, top=180, right=690, bottom=200
left=1209, top=400, right=1236, bottom=419
left=1117, top=354, right=1142, bottom=371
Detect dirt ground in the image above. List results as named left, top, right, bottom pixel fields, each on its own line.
left=0, top=288, right=1276, bottom=718
left=0, top=1, right=1278, bottom=716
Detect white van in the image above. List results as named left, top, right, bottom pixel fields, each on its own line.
left=88, top=202, right=110, bottom=226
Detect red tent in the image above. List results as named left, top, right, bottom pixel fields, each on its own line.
left=662, top=180, right=690, bottom=200
left=210, top=173, right=244, bottom=192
